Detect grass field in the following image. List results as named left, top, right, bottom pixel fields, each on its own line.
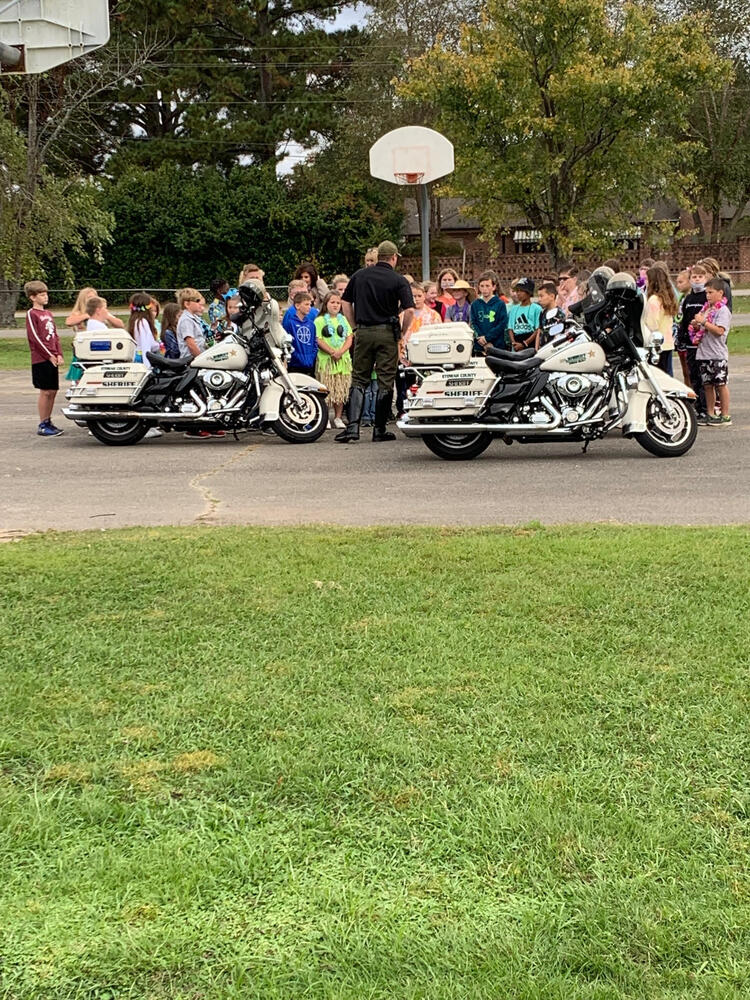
left=2, top=329, right=750, bottom=372
left=2, top=525, right=749, bottom=999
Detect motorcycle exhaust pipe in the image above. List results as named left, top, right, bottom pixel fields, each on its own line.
left=398, top=398, right=562, bottom=437
left=64, top=390, right=211, bottom=422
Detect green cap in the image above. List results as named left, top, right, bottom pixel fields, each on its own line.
left=377, top=240, right=400, bottom=257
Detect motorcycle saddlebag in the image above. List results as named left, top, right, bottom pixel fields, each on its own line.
left=73, top=331, right=136, bottom=362
left=67, top=363, right=150, bottom=405
left=406, top=322, right=474, bottom=366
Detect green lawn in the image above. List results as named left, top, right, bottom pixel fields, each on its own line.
left=732, top=294, right=750, bottom=313
left=2, top=525, right=749, bottom=1000
left=2, top=328, right=750, bottom=373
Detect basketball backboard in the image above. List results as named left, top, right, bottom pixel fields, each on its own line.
left=369, top=126, right=454, bottom=187
left=0, top=0, right=109, bottom=74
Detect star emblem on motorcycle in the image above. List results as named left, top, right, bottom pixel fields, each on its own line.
left=587, top=348, right=596, bottom=358
left=229, top=349, right=237, bottom=357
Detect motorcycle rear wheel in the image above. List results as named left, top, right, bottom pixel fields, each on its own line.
left=635, top=397, right=697, bottom=457
left=273, top=391, right=328, bottom=443
left=422, top=431, right=493, bottom=461
left=87, top=418, right=149, bottom=446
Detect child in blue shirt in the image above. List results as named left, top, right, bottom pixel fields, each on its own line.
left=507, top=277, right=542, bottom=351
left=282, top=290, right=319, bottom=375
left=470, top=270, right=508, bottom=352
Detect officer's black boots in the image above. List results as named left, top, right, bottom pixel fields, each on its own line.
left=372, top=389, right=397, bottom=442
left=335, top=385, right=365, bottom=443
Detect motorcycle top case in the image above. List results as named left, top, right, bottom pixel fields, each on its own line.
left=67, top=363, right=150, bottom=405
left=73, top=330, right=136, bottom=363
left=405, top=322, right=474, bottom=366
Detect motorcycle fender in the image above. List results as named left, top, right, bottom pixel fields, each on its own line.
left=259, top=373, right=328, bottom=422
left=623, top=367, right=695, bottom=434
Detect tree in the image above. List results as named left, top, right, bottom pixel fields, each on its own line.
left=77, top=162, right=405, bottom=290
left=400, top=0, right=722, bottom=267
left=0, top=101, right=112, bottom=325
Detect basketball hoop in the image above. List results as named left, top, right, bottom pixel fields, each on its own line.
left=394, top=172, right=425, bottom=186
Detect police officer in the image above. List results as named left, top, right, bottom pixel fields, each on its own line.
left=336, top=241, right=414, bottom=443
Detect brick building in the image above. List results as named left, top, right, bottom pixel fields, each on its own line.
left=401, top=197, right=750, bottom=283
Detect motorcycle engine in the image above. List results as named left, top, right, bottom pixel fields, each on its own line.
left=198, top=370, right=248, bottom=411
left=548, top=373, right=608, bottom=423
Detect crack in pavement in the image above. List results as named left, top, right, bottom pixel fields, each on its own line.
left=188, top=442, right=258, bottom=523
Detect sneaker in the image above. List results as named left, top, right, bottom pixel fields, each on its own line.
left=184, top=430, right=212, bottom=439
left=210, top=430, right=226, bottom=437
left=145, top=427, right=163, bottom=439
left=37, top=421, right=63, bottom=437
left=719, top=415, right=732, bottom=426
left=706, top=414, right=723, bottom=426
left=696, top=413, right=709, bottom=425
left=333, top=417, right=346, bottom=429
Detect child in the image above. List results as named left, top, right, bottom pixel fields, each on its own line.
left=445, top=280, right=472, bottom=323
left=536, top=281, right=566, bottom=345
left=282, top=290, right=319, bottom=376
left=161, top=302, right=181, bottom=359
left=314, top=291, right=353, bottom=428
left=330, top=273, right=349, bottom=296
left=24, top=280, right=64, bottom=436
left=425, top=281, right=446, bottom=321
left=644, top=266, right=677, bottom=375
left=65, top=286, right=124, bottom=381
left=405, top=282, right=442, bottom=340
left=208, top=278, right=229, bottom=335
left=284, top=279, right=307, bottom=317
left=692, top=277, right=731, bottom=425
left=435, top=267, right=458, bottom=310
left=85, top=295, right=114, bottom=332
left=673, top=268, right=691, bottom=385
left=149, top=297, right=162, bottom=336
left=129, top=292, right=161, bottom=369
left=677, top=264, right=709, bottom=418
left=176, top=287, right=208, bottom=359
left=507, top=277, right=542, bottom=351
left=364, top=248, right=378, bottom=267
left=637, top=257, right=655, bottom=291
left=470, top=270, right=508, bottom=352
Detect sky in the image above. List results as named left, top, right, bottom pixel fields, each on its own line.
left=276, top=3, right=370, bottom=175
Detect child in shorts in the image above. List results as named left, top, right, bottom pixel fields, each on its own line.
left=24, top=280, right=64, bottom=436
left=693, top=277, right=731, bottom=426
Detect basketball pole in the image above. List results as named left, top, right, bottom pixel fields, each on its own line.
left=420, top=183, right=430, bottom=283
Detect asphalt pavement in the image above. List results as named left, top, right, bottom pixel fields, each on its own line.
left=2, top=360, right=748, bottom=536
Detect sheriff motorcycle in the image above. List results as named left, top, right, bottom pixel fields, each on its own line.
left=398, top=270, right=698, bottom=461
left=63, top=282, right=329, bottom=445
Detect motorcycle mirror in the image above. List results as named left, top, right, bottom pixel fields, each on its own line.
left=549, top=322, right=565, bottom=338
left=546, top=309, right=558, bottom=320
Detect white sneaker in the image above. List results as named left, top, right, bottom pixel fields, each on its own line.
left=333, top=417, right=346, bottom=429
left=145, top=427, right=163, bottom=439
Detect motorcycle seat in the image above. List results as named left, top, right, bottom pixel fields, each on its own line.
left=484, top=346, right=535, bottom=361
left=485, top=353, right=543, bottom=375
left=147, top=351, right=192, bottom=370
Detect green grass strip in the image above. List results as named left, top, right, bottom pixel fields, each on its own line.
left=1, top=525, right=749, bottom=999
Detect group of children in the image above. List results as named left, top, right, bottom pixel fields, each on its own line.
left=23, top=250, right=734, bottom=437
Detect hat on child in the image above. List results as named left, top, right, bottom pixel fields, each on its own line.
left=451, top=280, right=472, bottom=291
left=515, top=277, right=535, bottom=294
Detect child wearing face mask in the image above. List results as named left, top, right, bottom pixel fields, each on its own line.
left=677, top=264, right=709, bottom=418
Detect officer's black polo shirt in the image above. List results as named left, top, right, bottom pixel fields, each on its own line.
left=342, top=262, right=415, bottom=326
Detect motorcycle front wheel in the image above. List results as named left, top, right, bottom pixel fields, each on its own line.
left=635, top=397, right=697, bottom=457
left=422, top=431, right=493, bottom=461
left=273, top=391, right=328, bottom=443
left=87, top=418, right=149, bottom=446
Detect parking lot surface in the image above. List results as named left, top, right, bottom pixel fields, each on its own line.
left=2, top=362, right=748, bottom=536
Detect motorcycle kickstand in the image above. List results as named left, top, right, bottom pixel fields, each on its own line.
left=581, top=439, right=591, bottom=454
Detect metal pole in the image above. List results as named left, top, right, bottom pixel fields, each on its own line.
left=420, top=183, right=430, bottom=283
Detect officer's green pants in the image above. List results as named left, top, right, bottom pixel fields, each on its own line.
left=351, top=324, right=398, bottom=393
